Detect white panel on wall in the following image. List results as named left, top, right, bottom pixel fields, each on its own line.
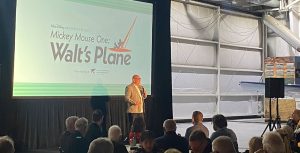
left=171, top=1, right=264, bottom=119
left=219, top=100, right=261, bottom=116
left=220, top=47, right=261, bottom=70
left=171, top=41, right=216, bottom=66
left=173, top=102, right=216, bottom=119
left=171, top=1, right=217, bottom=40
left=267, top=37, right=291, bottom=57
left=220, top=14, right=261, bottom=47
left=172, top=72, right=217, bottom=94
left=220, top=74, right=263, bottom=94
left=173, top=96, right=217, bottom=103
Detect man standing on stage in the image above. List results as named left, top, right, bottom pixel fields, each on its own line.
left=125, top=74, right=147, bottom=126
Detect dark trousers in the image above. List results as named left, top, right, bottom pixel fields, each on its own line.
left=128, top=113, right=144, bottom=129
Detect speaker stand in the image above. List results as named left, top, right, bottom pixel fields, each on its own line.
left=261, top=98, right=281, bottom=136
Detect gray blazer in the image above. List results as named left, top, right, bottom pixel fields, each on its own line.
left=125, top=83, right=147, bottom=113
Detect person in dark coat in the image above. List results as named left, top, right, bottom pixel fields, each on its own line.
left=135, top=130, right=159, bottom=153
left=85, top=109, right=106, bottom=144
left=60, top=116, right=79, bottom=153
left=68, top=117, right=89, bottom=153
left=108, top=125, right=128, bottom=153
left=154, top=119, right=189, bottom=153
left=189, top=130, right=212, bottom=153
left=210, top=114, right=239, bottom=152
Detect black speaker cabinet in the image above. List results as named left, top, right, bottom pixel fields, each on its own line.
left=265, top=78, right=285, bottom=98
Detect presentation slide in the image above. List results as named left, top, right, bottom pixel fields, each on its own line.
left=13, top=0, right=152, bottom=96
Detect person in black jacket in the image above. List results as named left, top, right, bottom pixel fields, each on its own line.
left=189, top=130, right=212, bottom=153
left=60, top=116, right=79, bottom=153
left=154, top=119, right=189, bottom=153
left=68, top=117, right=89, bottom=153
left=85, top=109, right=106, bottom=144
left=108, top=125, right=128, bottom=153
left=135, top=130, right=159, bottom=153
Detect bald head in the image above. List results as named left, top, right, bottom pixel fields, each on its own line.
left=212, top=136, right=237, bottom=153
left=163, top=119, right=176, bottom=132
left=132, top=74, right=141, bottom=85
left=108, top=125, right=122, bottom=142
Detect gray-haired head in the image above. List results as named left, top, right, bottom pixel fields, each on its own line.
left=164, top=148, right=182, bottom=153
left=0, top=136, right=15, bottom=153
left=212, top=136, right=237, bottom=153
left=65, top=116, right=79, bottom=132
left=75, top=117, right=88, bottom=136
left=248, top=136, right=263, bottom=153
left=88, top=138, right=114, bottom=153
left=108, top=125, right=122, bottom=142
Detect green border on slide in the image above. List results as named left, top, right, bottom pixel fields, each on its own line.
left=66, top=0, right=153, bottom=15
left=13, top=82, right=151, bottom=96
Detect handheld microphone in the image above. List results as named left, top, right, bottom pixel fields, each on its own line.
left=139, top=85, right=145, bottom=96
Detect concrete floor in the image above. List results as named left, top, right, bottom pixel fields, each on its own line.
left=177, top=118, right=269, bottom=152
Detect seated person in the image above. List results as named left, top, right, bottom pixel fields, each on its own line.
left=287, top=109, right=300, bottom=152
left=248, top=136, right=262, bottom=153
left=68, top=117, right=89, bottom=153
left=60, top=116, right=79, bottom=153
left=276, top=126, right=293, bottom=153
left=287, top=109, right=300, bottom=130
left=164, top=148, right=182, bottom=153
left=210, top=114, right=238, bottom=152
left=262, top=131, right=285, bottom=153
left=129, top=116, right=146, bottom=144
left=135, top=130, right=158, bottom=153
left=86, top=109, right=106, bottom=144
left=212, top=136, right=237, bottom=153
left=0, top=136, right=15, bottom=153
left=155, top=119, right=189, bottom=153
left=108, top=125, right=128, bottom=153
left=189, top=130, right=212, bottom=153
left=185, top=111, right=209, bottom=140
left=88, top=137, right=114, bottom=153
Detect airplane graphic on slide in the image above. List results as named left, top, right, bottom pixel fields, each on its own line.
left=109, top=17, right=137, bottom=52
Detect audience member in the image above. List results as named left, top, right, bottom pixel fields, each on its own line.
left=212, top=136, right=237, bottom=153
left=185, top=111, right=209, bottom=140
left=108, top=125, right=128, bottom=153
left=287, top=109, right=300, bottom=130
left=189, top=130, right=212, bottom=153
left=155, top=119, right=189, bottom=153
left=60, top=116, right=79, bottom=153
left=210, top=114, right=238, bottom=152
left=0, top=136, right=15, bottom=153
left=276, top=126, right=293, bottom=153
left=135, top=130, right=158, bottom=153
left=262, top=131, right=284, bottom=153
left=164, top=148, right=182, bottom=153
left=68, top=117, right=89, bottom=153
left=86, top=109, right=106, bottom=144
left=129, top=116, right=146, bottom=143
left=88, top=137, right=114, bottom=153
left=248, top=137, right=262, bottom=153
